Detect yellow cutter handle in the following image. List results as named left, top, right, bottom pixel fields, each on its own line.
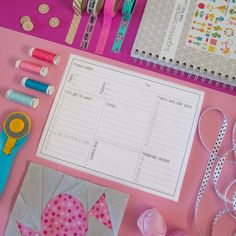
left=3, top=137, right=16, bottom=155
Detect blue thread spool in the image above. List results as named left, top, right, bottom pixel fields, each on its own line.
left=5, top=90, right=39, bottom=108
left=21, top=77, right=54, bottom=95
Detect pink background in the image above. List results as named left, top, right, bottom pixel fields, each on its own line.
left=0, top=0, right=235, bottom=96
left=0, top=26, right=235, bottom=236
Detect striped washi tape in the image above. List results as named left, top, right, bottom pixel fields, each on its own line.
left=80, top=0, right=105, bottom=50
left=65, top=0, right=88, bottom=45
left=112, top=0, right=135, bottom=53
left=95, top=0, right=121, bottom=54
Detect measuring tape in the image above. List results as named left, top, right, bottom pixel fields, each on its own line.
left=0, top=112, right=31, bottom=195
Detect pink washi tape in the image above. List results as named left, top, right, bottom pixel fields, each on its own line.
left=95, top=0, right=120, bottom=54
left=15, top=59, right=48, bottom=77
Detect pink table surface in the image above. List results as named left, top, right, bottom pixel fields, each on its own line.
left=0, top=27, right=236, bottom=236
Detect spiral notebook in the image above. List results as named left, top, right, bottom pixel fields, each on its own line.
left=131, top=0, right=236, bottom=95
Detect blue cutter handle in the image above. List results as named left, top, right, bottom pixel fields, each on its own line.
left=0, top=131, right=29, bottom=196
left=0, top=153, right=14, bottom=195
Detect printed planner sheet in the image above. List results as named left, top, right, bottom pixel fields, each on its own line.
left=37, top=54, right=204, bottom=201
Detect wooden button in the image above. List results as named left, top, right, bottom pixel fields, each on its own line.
left=22, top=21, right=34, bottom=32
left=38, top=3, right=49, bottom=14
left=49, top=17, right=60, bottom=28
left=20, top=16, right=31, bottom=25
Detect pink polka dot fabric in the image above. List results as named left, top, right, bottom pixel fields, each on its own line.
left=17, top=194, right=88, bottom=236
left=90, top=193, right=113, bottom=229
left=17, top=222, right=38, bottom=236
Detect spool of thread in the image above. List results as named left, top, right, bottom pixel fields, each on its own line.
left=15, top=59, right=48, bottom=77
left=5, top=89, right=39, bottom=108
left=21, top=77, right=54, bottom=95
left=28, top=47, right=61, bottom=65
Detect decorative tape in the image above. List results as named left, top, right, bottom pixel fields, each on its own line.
left=80, top=0, right=105, bottom=50
left=95, top=0, right=121, bottom=54
left=112, top=0, right=135, bottom=53
left=65, top=0, right=88, bottom=45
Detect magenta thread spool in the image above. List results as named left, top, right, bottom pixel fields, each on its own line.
left=15, top=59, right=48, bottom=77
left=28, top=47, right=61, bottom=65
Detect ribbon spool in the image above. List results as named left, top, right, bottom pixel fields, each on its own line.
left=80, top=0, right=105, bottom=50
left=194, top=108, right=236, bottom=236
left=65, top=0, right=88, bottom=45
left=112, top=0, right=136, bottom=53
left=95, top=0, right=121, bottom=54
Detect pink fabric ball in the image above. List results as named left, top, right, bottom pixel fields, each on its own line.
left=137, top=208, right=167, bottom=236
left=167, top=230, right=189, bottom=236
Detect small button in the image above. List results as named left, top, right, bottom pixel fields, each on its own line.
left=38, top=3, right=49, bottom=14
left=49, top=17, right=60, bottom=28
left=20, top=15, right=31, bottom=25
left=22, top=21, right=34, bottom=32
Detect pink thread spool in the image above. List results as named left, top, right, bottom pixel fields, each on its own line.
left=28, top=47, right=61, bottom=65
left=15, top=59, right=48, bottom=77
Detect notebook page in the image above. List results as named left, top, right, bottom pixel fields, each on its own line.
left=37, top=54, right=204, bottom=201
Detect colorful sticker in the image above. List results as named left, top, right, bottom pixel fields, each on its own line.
left=187, top=0, right=236, bottom=59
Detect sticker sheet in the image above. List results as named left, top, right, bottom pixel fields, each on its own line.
left=187, top=0, right=236, bottom=59
left=4, top=163, right=128, bottom=236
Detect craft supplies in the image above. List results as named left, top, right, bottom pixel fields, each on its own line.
left=21, top=77, right=54, bottom=95
left=49, top=17, right=60, bottom=28
left=20, top=15, right=33, bottom=32
left=28, top=47, right=61, bottom=65
left=15, top=59, right=48, bottom=77
left=95, top=0, right=121, bottom=54
left=38, top=3, right=49, bottom=14
left=194, top=108, right=236, bottom=235
left=4, top=163, right=128, bottom=236
left=112, top=0, right=135, bottom=53
left=6, top=90, right=39, bottom=109
left=137, top=209, right=167, bottom=236
left=20, top=16, right=31, bottom=25
left=22, top=20, right=34, bottom=32
left=65, top=0, right=88, bottom=44
left=37, top=54, right=204, bottom=201
left=0, top=112, right=31, bottom=195
left=80, top=0, right=105, bottom=50
left=138, top=209, right=190, bottom=236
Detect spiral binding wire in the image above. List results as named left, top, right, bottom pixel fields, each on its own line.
left=133, top=49, right=236, bottom=92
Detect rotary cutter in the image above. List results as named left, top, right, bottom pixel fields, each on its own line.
left=0, top=112, right=31, bottom=196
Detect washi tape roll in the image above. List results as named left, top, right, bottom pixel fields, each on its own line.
left=65, top=0, right=88, bottom=45
left=112, top=0, right=135, bottom=53
left=15, top=59, right=48, bottom=77
left=21, top=77, right=54, bottom=95
left=6, top=90, right=39, bottom=108
left=80, top=0, right=105, bottom=50
left=95, top=0, right=121, bottom=54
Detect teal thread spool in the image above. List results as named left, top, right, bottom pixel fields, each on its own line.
left=6, top=90, right=39, bottom=109
left=21, top=77, right=54, bottom=95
